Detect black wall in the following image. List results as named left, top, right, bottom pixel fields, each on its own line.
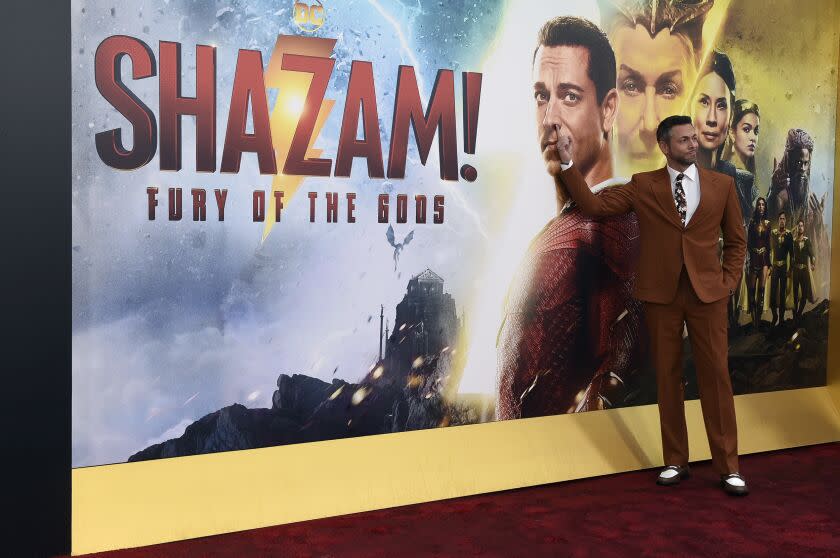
left=1, top=2, right=72, bottom=556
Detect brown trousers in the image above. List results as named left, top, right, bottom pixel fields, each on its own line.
left=644, top=266, right=739, bottom=475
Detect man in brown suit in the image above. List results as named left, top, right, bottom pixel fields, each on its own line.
left=554, top=114, right=748, bottom=495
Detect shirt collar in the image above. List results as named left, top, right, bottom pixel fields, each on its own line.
left=667, top=163, right=698, bottom=184
left=591, top=176, right=629, bottom=194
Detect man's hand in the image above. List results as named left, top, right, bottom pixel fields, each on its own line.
left=555, top=124, right=573, bottom=165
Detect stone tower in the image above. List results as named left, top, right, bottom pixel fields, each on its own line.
left=384, top=269, right=458, bottom=377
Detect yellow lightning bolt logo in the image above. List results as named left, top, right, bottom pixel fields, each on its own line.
left=262, top=35, right=337, bottom=241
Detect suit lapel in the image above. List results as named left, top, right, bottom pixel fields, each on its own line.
left=652, top=167, right=684, bottom=230
left=686, top=167, right=712, bottom=231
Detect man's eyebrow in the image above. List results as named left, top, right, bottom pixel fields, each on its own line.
left=618, top=64, right=644, bottom=81
left=654, top=70, right=683, bottom=84
left=532, top=82, right=585, bottom=94
left=555, top=82, right=584, bottom=92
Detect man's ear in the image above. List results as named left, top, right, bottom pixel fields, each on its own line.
left=601, top=88, right=618, bottom=137
left=658, top=139, right=669, bottom=157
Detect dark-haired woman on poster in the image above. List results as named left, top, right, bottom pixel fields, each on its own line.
left=723, top=100, right=762, bottom=321
left=693, top=52, right=756, bottom=327
left=723, top=100, right=761, bottom=213
left=693, top=53, right=759, bottom=223
left=725, top=101, right=760, bottom=172
left=746, top=197, right=771, bottom=328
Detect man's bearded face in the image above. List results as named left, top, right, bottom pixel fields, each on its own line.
left=661, top=123, right=698, bottom=167
left=790, top=147, right=811, bottom=180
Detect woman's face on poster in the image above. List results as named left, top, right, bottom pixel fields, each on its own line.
left=693, top=72, right=732, bottom=151
left=733, top=112, right=759, bottom=160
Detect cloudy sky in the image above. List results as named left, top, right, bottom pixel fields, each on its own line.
left=72, top=0, right=513, bottom=467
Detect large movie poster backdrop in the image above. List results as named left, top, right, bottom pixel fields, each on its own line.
left=72, top=0, right=838, bottom=467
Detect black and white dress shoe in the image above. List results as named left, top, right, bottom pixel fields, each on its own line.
left=656, top=465, right=690, bottom=486
left=721, top=473, right=749, bottom=496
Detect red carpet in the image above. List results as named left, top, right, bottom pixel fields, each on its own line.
left=70, top=442, right=840, bottom=557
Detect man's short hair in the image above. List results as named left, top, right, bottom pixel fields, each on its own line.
left=656, top=115, right=693, bottom=143
left=779, top=211, right=787, bottom=219
left=534, top=16, right=616, bottom=104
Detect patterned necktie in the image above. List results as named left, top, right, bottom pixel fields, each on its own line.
left=674, top=173, right=687, bottom=226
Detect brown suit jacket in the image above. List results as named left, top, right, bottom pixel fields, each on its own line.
left=558, top=164, right=746, bottom=304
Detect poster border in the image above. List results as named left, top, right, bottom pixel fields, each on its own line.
left=71, top=386, right=840, bottom=555
left=70, top=20, right=840, bottom=558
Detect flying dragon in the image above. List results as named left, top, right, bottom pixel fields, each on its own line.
left=386, top=225, right=414, bottom=271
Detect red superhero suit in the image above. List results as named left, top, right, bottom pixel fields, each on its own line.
left=496, top=181, right=646, bottom=419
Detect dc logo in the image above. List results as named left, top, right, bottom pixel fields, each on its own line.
left=293, top=1, right=325, bottom=33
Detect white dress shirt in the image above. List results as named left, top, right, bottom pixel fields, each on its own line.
left=667, top=164, right=700, bottom=225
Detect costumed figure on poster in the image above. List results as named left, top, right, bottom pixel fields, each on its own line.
left=745, top=197, right=771, bottom=328
left=691, top=50, right=754, bottom=327
left=597, top=0, right=714, bottom=176
left=768, top=128, right=828, bottom=300
left=769, top=211, right=794, bottom=326
left=723, top=99, right=762, bottom=319
left=496, top=17, right=645, bottom=419
left=791, top=218, right=816, bottom=321
left=722, top=99, right=761, bottom=220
